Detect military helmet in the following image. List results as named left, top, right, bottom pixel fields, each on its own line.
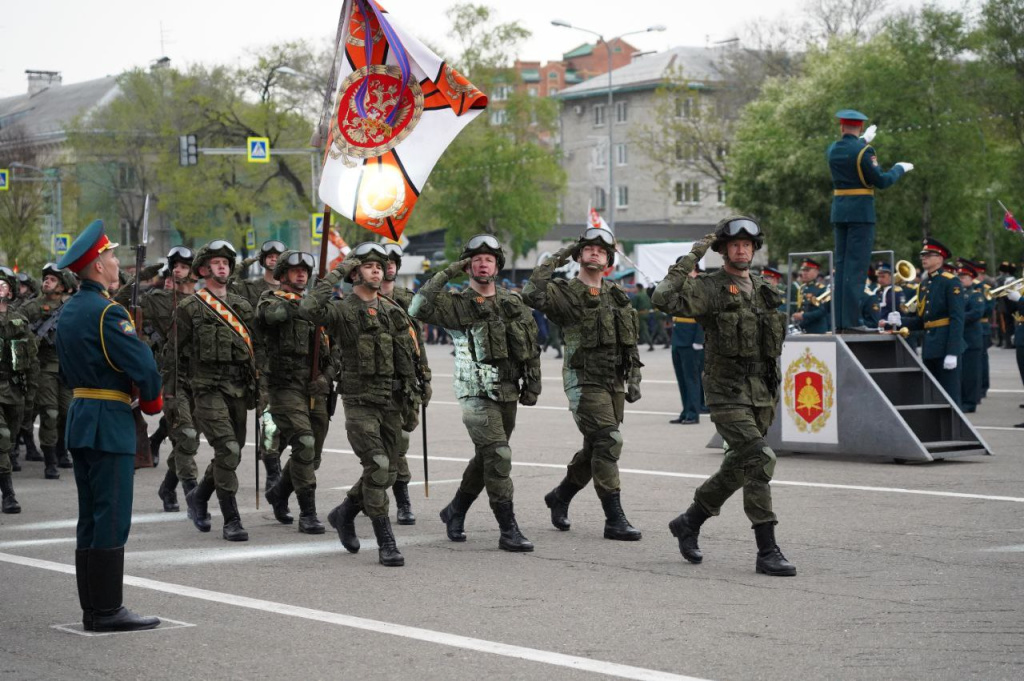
left=258, top=239, right=287, bottom=267
left=16, top=272, right=38, bottom=295
left=460, top=234, right=505, bottom=271
left=347, top=242, right=390, bottom=283
left=711, top=216, right=764, bottom=253
left=191, top=239, right=238, bottom=277
left=382, top=242, right=403, bottom=269
left=41, top=262, right=74, bottom=292
left=572, top=227, right=616, bottom=264
left=0, top=265, right=18, bottom=301
left=273, top=250, right=315, bottom=281
left=166, top=245, right=195, bottom=268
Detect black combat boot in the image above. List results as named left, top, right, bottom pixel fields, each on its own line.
left=492, top=500, right=534, bottom=552
left=10, top=447, right=21, bottom=472
left=1, top=473, right=21, bottom=514
left=669, top=502, right=711, bottom=564
left=370, top=515, right=405, bottom=567
left=217, top=490, right=248, bottom=542
left=148, top=418, right=168, bottom=469
left=185, top=477, right=214, bottom=532
left=157, top=469, right=180, bottom=512
left=753, top=523, right=796, bottom=576
left=544, top=479, right=583, bottom=531
left=296, top=488, right=325, bottom=535
left=600, top=492, right=642, bottom=541
left=42, top=445, right=60, bottom=479
left=56, top=431, right=72, bottom=469
left=439, top=489, right=478, bottom=542
left=88, top=547, right=160, bottom=632
left=181, top=478, right=197, bottom=508
left=75, top=549, right=94, bottom=631
left=327, top=496, right=361, bottom=553
left=264, top=474, right=294, bottom=525
left=392, top=480, right=416, bottom=525
left=263, top=457, right=282, bottom=492
left=22, top=427, right=42, bottom=462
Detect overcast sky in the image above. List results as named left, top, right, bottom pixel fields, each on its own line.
left=1, top=0, right=961, bottom=98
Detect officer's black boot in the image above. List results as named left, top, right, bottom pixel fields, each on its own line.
left=217, top=490, right=248, bottom=542
left=10, top=447, right=21, bottom=472
left=753, top=522, right=796, bottom=577
left=263, top=457, right=282, bottom=492
left=393, top=480, right=416, bottom=526
left=1, top=473, right=21, bottom=514
left=148, top=418, right=168, bottom=469
left=669, top=502, right=711, bottom=564
left=371, top=515, right=405, bottom=567
left=56, top=430, right=72, bottom=469
left=42, top=445, right=60, bottom=479
left=439, top=489, right=478, bottom=542
left=544, top=479, right=583, bottom=531
left=327, top=496, right=361, bottom=553
left=264, top=474, right=294, bottom=525
left=296, top=487, right=325, bottom=535
left=75, top=549, right=94, bottom=631
left=600, top=492, right=642, bottom=541
left=181, top=478, right=197, bottom=513
left=157, top=469, right=180, bottom=512
left=492, top=500, right=534, bottom=552
left=22, top=427, right=43, bottom=462
left=88, top=547, right=160, bottom=631
left=185, top=477, right=214, bottom=532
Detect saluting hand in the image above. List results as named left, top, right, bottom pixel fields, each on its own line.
left=895, top=162, right=914, bottom=173
left=689, top=233, right=716, bottom=259
left=860, top=124, right=877, bottom=144
left=443, top=257, right=472, bottom=278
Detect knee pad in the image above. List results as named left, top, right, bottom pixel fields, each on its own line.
left=292, top=434, right=316, bottom=465
left=43, top=408, right=59, bottom=426
left=370, top=453, right=391, bottom=486
left=0, top=427, right=11, bottom=451
left=488, top=443, right=512, bottom=478
left=218, top=440, right=241, bottom=469
left=398, top=430, right=410, bottom=455
left=742, top=440, right=776, bottom=482
left=591, top=426, right=623, bottom=462
left=178, top=428, right=199, bottom=455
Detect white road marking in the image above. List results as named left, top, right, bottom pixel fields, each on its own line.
left=0, top=552, right=706, bottom=681
left=430, top=399, right=679, bottom=417
left=432, top=373, right=680, bottom=386
left=328, top=478, right=462, bottom=492
left=981, top=545, right=1024, bottom=553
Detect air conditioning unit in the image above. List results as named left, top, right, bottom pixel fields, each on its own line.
left=573, top=105, right=584, bottom=115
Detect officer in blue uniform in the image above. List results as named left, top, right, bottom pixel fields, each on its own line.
left=56, top=220, right=163, bottom=633
left=828, top=109, right=913, bottom=332
left=863, top=262, right=905, bottom=327
left=669, top=261, right=705, bottom=424
left=890, top=239, right=965, bottom=408
left=955, top=260, right=985, bottom=412
left=1008, top=286, right=1024, bottom=427
left=790, top=259, right=831, bottom=333
left=972, top=260, right=993, bottom=400
left=761, top=267, right=787, bottom=312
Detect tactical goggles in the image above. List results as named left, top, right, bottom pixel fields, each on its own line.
left=208, top=240, right=237, bottom=256
left=16, top=272, right=31, bottom=283
left=0, top=266, right=15, bottom=278
left=260, top=240, right=287, bottom=255
left=282, top=251, right=316, bottom=269
left=466, top=234, right=501, bottom=252
left=42, top=262, right=62, bottom=277
left=720, top=219, right=761, bottom=238
left=580, top=228, right=615, bottom=246
left=383, top=243, right=404, bottom=259
left=351, top=242, right=388, bottom=258
left=167, top=246, right=194, bottom=262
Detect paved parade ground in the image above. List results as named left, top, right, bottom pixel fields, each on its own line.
left=2, top=343, right=1022, bottom=681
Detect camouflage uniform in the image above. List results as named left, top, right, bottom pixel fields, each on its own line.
left=1, top=268, right=39, bottom=513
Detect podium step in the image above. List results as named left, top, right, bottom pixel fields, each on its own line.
left=924, top=440, right=986, bottom=452
left=896, top=404, right=952, bottom=411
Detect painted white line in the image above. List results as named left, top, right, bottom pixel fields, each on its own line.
left=328, top=478, right=462, bottom=492
left=430, top=400, right=680, bottom=417
left=4, top=512, right=198, bottom=533
left=982, top=545, right=1024, bottom=553
left=0, top=552, right=705, bottom=681
left=432, top=373, right=680, bottom=386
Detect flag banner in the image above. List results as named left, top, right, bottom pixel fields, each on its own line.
left=1004, top=210, right=1022, bottom=234
left=588, top=205, right=609, bottom=231
left=327, top=228, right=350, bottom=269
left=318, top=0, right=487, bottom=241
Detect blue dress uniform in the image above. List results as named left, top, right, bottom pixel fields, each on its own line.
left=56, top=220, right=162, bottom=633
left=827, top=109, right=908, bottom=330
left=794, top=260, right=831, bottom=333
left=670, top=315, right=705, bottom=423
left=861, top=263, right=905, bottom=326
left=973, top=262, right=993, bottom=399
left=899, top=240, right=966, bottom=409
left=1014, top=297, right=1024, bottom=427
left=956, top=262, right=985, bottom=413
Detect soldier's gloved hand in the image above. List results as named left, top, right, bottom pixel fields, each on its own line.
left=693, top=343, right=704, bottom=351
left=689, top=232, right=716, bottom=260
left=895, top=162, right=914, bottom=173
left=519, top=389, right=539, bottom=406
left=1007, top=289, right=1021, bottom=302
left=443, top=257, right=472, bottom=279
left=887, top=311, right=901, bottom=327
left=140, top=262, right=164, bottom=280
left=943, top=354, right=957, bottom=370
left=860, top=124, right=877, bottom=144
left=625, top=370, right=642, bottom=403
left=328, top=256, right=361, bottom=284
left=421, top=380, right=432, bottom=406
left=552, top=243, right=577, bottom=265
left=241, top=255, right=259, bottom=270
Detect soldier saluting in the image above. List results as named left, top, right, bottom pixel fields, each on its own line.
left=652, top=217, right=796, bottom=577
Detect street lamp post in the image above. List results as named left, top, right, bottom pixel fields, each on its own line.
left=552, top=20, right=665, bottom=233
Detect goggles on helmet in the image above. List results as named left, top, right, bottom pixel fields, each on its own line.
left=208, top=240, right=237, bottom=256
left=260, top=240, right=287, bottom=255
left=351, top=242, right=388, bottom=258
left=282, top=251, right=316, bottom=270
left=465, top=234, right=501, bottom=252
left=720, top=218, right=761, bottom=238
left=383, top=243, right=404, bottom=260
left=167, top=246, right=195, bottom=262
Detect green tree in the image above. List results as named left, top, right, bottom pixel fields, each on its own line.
left=0, top=127, right=59, bottom=270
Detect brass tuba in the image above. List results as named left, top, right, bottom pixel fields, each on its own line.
left=894, top=260, right=917, bottom=285
left=990, top=277, right=1024, bottom=298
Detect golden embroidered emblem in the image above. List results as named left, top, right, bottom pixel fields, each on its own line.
left=783, top=347, right=834, bottom=433
left=330, top=65, right=424, bottom=163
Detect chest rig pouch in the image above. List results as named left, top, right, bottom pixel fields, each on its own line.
left=196, top=309, right=252, bottom=364
left=356, top=306, right=394, bottom=377
left=571, top=285, right=636, bottom=374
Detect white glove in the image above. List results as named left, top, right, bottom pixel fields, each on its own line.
left=1008, top=289, right=1021, bottom=302
left=887, top=311, right=901, bottom=327
left=693, top=343, right=704, bottom=351
left=860, top=125, right=877, bottom=144
left=895, top=162, right=914, bottom=173
left=943, top=355, right=957, bottom=371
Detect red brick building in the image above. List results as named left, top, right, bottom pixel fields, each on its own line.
left=514, top=38, right=639, bottom=97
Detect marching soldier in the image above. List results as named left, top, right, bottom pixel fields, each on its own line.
left=178, top=241, right=260, bottom=542
left=55, top=220, right=163, bottom=632
left=20, top=263, right=77, bottom=477
left=886, top=239, right=965, bottom=409
left=957, top=260, right=986, bottom=413
left=1006, top=285, right=1024, bottom=427
left=828, top=109, right=912, bottom=332
left=380, top=243, right=432, bottom=526
left=13, top=272, right=39, bottom=310
left=631, top=283, right=656, bottom=351
left=978, top=262, right=994, bottom=401
left=995, top=262, right=1016, bottom=348
left=523, top=228, right=643, bottom=542
left=790, top=259, right=830, bottom=334
left=302, top=243, right=421, bottom=567
left=0, top=266, right=38, bottom=513
left=410, top=235, right=540, bottom=552
left=862, top=262, right=905, bottom=327
left=669, top=262, right=705, bottom=425
left=260, top=250, right=333, bottom=535
left=13, top=273, right=41, bottom=466
left=653, top=216, right=796, bottom=576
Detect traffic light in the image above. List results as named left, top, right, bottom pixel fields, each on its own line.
left=178, top=134, right=198, bottom=166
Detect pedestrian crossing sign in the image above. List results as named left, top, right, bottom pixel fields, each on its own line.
left=311, top=213, right=324, bottom=246
left=0, top=169, right=8, bottom=191
left=245, top=228, right=256, bottom=250
left=53, top=233, right=71, bottom=256
left=247, top=137, right=270, bottom=163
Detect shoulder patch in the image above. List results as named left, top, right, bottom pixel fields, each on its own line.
left=118, top=318, right=137, bottom=336
left=870, top=155, right=878, bottom=166
left=10, top=318, right=23, bottom=327
left=941, top=272, right=955, bottom=279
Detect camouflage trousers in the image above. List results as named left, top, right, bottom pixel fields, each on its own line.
left=193, top=387, right=248, bottom=495
left=395, top=401, right=420, bottom=484
left=457, top=397, right=516, bottom=504
left=342, top=401, right=404, bottom=518
left=696, top=404, right=778, bottom=526
left=35, top=370, right=70, bottom=447
left=0, top=402, right=25, bottom=476
left=164, top=385, right=199, bottom=483
left=566, top=386, right=624, bottom=497
left=270, top=388, right=329, bottom=494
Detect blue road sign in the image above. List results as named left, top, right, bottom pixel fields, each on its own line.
left=247, top=137, right=270, bottom=163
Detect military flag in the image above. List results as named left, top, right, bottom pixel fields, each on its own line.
left=317, top=0, right=487, bottom=241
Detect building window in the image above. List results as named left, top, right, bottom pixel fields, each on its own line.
left=717, top=184, right=726, bottom=204
left=616, top=185, right=629, bottom=209
left=615, top=100, right=628, bottom=123
left=674, top=143, right=684, bottom=161
left=594, top=146, right=606, bottom=168
left=493, top=85, right=511, bottom=101
left=594, top=187, right=607, bottom=210
left=616, top=143, right=628, bottom=166
left=117, top=164, right=136, bottom=190
left=593, top=104, right=606, bottom=127
left=548, top=87, right=559, bottom=96
left=548, top=71, right=558, bottom=79
left=490, top=109, right=508, bottom=125
left=119, top=218, right=132, bottom=246
left=675, top=181, right=701, bottom=204
left=676, top=96, right=694, bottom=119
left=527, top=86, right=538, bottom=97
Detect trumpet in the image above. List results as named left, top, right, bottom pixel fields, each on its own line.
left=814, top=287, right=831, bottom=305
left=901, top=294, right=918, bottom=312
left=990, top=277, right=1024, bottom=298
left=894, top=260, right=917, bottom=285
